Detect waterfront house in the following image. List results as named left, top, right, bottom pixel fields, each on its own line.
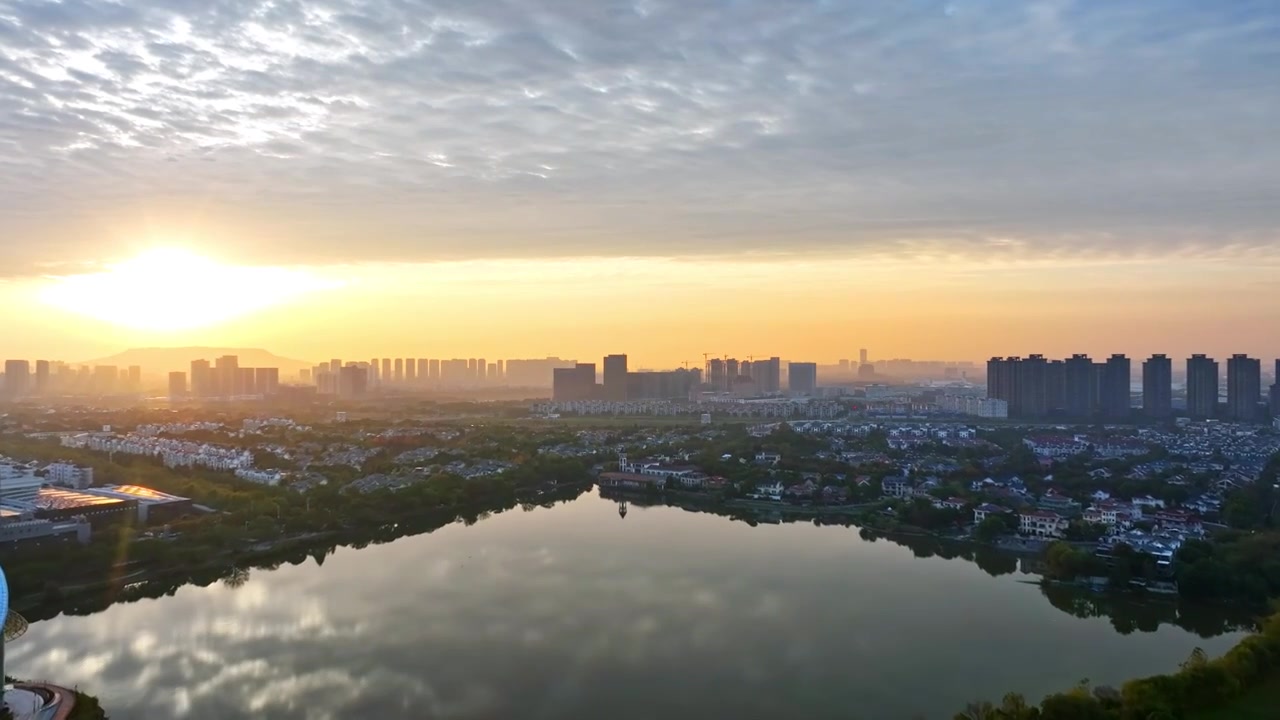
left=821, top=485, right=850, bottom=504
left=973, top=503, right=1011, bottom=524
left=749, top=480, right=784, bottom=501
left=1019, top=510, right=1069, bottom=539
left=598, top=472, right=666, bottom=491
left=882, top=476, right=912, bottom=498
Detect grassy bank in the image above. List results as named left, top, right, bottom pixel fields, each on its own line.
left=1188, top=671, right=1280, bottom=720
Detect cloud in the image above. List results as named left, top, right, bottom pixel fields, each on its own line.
left=0, top=0, right=1278, bottom=272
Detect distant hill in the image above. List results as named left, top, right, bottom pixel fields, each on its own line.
left=79, top=347, right=314, bottom=376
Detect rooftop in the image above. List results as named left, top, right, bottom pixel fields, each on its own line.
left=83, top=484, right=190, bottom=504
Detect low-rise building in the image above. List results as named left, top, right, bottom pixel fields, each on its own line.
left=749, top=480, right=784, bottom=500
left=235, top=468, right=283, bottom=486
left=43, top=462, right=94, bottom=489
left=598, top=471, right=666, bottom=491
left=881, top=476, right=912, bottom=498
left=0, top=516, right=91, bottom=547
left=1019, top=510, right=1069, bottom=538
left=79, top=485, right=193, bottom=524
left=973, top=503, right=1010, bottom=524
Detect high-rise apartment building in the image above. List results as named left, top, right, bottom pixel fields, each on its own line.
left=496, top=360, right=505, bottom=381
left=1017, top=354, right=1049, bottom=417
left=34, top=360, right=50, bottom=394
left=1101, top=354, right=1131, bottom=419
left=394, top=358, right=404, bottom=383
left=380, top=358, right=391, bottom=385
left=725, top=359, right=740, bottom=385
left=757, top=357, right=781, bottom=394
left=169, top=371, right=187, bottom=399
left=405, top=359, right=416, bottom=383
left=439, top=359, right=467, bottom=386
left=1270, top=359, right=1280, bottom=417
left=1186, top=355, right=1219, bottom=419
left=1046, top=360, right=1066, bottom=413
left=706, top=359, right=726, bottom=392
left=255, top=368, right=280, bottom=396
left=552, top=363, right=597, bottom=401
left=94, top=365, right=118, bottom=395
left=237, top=367, right=257, bottom=396
left=477, top=359, right=487, bottom=383
left=191, top=359, right=213, bottom=397
left=788, top=362, right=818, bottom=395
left=987, top=357, right=1015, bottom=410
left=603, top=354, right=628, bottom=401
left=428, top=359, right=440, bottom=381
left=3, top=360, right=30, bottom=399
left=859, top=349, right=868, bottom=365
left=215, top=355, right=239, bottom=398
left=1063, top=354, right=1096, bottom=419
left=1226, top=354, right=1261, bottom=422
left=338, top=365, right=368, bottom=397
left=1142, top=354, right=1173, bottom=419
left=626, top=368, right=700, bottom=400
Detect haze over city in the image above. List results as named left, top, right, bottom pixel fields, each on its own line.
left=7, top=2, right=1280, bottom=720
left=1, top=1, right=1278, bottom=365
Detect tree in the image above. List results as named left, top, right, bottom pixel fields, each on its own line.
left=975, top=516, right=1008, bottom=543
left=953, top=701, right=998, bottom=720
left=1037, top=691, right=1108, bottom=720
left=997, top=692, right=1039, bottom=719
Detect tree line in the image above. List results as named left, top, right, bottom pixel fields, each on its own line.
left=955, top=609, right=1280, bottom=719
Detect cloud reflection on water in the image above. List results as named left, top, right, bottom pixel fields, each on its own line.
left=7, top=493, right=1247, bottom=719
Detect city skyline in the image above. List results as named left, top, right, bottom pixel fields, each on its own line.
left=2, top=345, right=1280, bottom=376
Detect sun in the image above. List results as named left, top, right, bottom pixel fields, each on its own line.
left=38, top=248, right=336, bottom=332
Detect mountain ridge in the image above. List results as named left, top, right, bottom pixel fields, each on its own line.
left=79, top=347, right=314, bottom=375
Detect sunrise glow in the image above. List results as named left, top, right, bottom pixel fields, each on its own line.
left=37, top=248, right=337, bottom=332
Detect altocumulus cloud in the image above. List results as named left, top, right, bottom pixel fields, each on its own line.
left=1, top=0, right=1279, bottom=270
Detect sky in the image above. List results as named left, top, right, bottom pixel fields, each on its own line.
left=1, top=0, right=1278, bottom=366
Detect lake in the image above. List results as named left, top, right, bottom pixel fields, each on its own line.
left=6, top=489, right=1248, bottom=719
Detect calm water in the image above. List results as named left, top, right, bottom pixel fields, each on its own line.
left=8, top=491, right=1246, bottom=720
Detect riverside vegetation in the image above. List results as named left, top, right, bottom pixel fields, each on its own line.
left=954, top=609, right=1280, bottom=719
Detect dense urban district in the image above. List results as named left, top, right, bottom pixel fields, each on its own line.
left=2, top=349, right=1280, bottom=719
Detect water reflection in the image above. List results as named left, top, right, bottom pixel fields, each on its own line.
left=6, top=488, right=1254, bottom=720
left=606, top=490, right=1256, bottom=638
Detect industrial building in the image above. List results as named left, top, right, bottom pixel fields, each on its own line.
left=79, top=485, right=193, bottom=525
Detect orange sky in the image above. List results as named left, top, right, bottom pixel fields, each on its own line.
left=3, top=247, right=1277, bottom=367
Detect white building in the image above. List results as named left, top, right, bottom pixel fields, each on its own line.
left=0, top=462, right=42, bottom=502
left=1019, top=510, right=1069, bottom=539
left=235, top=468, right=283, bottom=486
left=973, top=503, right=1010, bottom=524
left=881, top=476, right=912, bottom=498
left=938, top=395, right=1009, bottom=419
left=44, top=462, right=93, bottom=490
